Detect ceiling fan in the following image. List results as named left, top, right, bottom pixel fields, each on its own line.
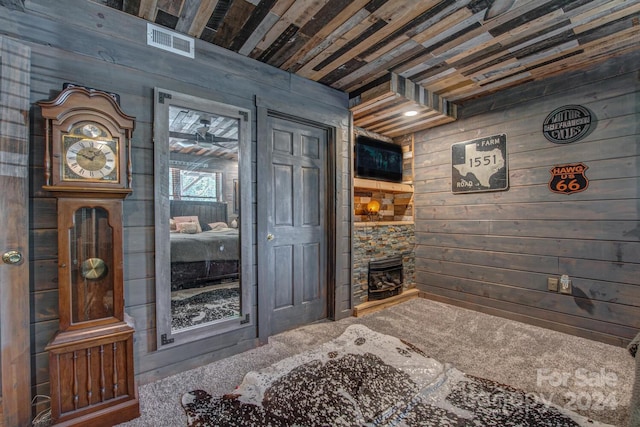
left=170, top=118, right=238, bottom=150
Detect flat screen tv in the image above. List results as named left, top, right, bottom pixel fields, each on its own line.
left=355, top=135, right=403, bottom=183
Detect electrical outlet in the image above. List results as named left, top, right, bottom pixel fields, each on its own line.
left=559, top=274, right=572, bottom=294
left=547, top=277, right=559, bottom=292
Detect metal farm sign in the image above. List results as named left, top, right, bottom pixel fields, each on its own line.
left=543, top=105, right=594, bottom=144
left=549, top=163, right=589, bottom=195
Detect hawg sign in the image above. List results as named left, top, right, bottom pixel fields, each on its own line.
left=549, top=163, right=589, bottom=195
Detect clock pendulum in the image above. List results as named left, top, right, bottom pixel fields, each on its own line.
left=81, top=257, right=107, bottom=280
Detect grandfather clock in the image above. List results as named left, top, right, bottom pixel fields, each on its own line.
left=39, top=86, right=139, bottom=426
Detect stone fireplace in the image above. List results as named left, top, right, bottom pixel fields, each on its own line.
left=353, top=223, right=415, bottom=304
left=368, top=256, right=403, bottom=300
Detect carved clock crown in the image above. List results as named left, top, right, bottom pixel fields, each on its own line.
left=38, top=85, right=135, bottom=198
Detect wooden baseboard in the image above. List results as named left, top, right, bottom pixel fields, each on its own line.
left=354, top=288, right=419, bottom=317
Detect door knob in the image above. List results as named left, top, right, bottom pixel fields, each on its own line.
left=267, top=233, right=274, bottom=241
left=2, top=250, right=23, bottom=265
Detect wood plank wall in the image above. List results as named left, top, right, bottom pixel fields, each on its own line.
left=0, top=0, right=350, bottom=407
left=413, top=52, right=640, bottom=347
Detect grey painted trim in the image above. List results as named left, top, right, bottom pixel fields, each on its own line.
left=153, top=87, right=254, bottom=349
left=256, top=104, right=270, bottom=344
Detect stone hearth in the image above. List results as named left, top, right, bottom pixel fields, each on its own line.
left=353, top=223, right=415, bottom=304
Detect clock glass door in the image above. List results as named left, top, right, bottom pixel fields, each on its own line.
left=71, top=206, right=114, bottom=323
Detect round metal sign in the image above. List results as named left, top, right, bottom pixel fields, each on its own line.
left=542, top=105, right=593, bottom=144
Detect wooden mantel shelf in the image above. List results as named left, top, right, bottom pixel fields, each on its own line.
left=354, top=177, right=413, bottom=193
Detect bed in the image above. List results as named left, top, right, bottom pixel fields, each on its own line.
left=170, top=200, right=239, bottom=291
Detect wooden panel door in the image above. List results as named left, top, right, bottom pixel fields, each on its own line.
left=259, top=115, right=328, bottom=337
left=0, top=37, right=32, bottom=426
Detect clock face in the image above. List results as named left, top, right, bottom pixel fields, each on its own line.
left=62, top=123, right=119, bottom=182
left=65, top=139, right=116, bottom=179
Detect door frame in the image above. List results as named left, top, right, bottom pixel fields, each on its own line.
left=256, top=103, right=336, bottom=344
left=0, top=36, right=32, bottom=426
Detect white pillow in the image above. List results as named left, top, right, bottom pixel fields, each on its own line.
left=177, top=222, right=198, bottom=234
left=173, top=216, right=202, bottom=233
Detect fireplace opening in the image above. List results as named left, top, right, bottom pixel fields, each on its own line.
left=368, top=256, right=403, bottom=301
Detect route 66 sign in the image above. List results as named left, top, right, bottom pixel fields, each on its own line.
left=549, top=163, right=589, bottom=194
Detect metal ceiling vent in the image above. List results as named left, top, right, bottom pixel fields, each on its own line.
left=147, top=23, right=194, bottom=58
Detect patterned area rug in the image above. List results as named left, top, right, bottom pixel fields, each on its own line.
left=171, top=284, right=240, bottom=330
left=182, top=325, right=613, bottom=426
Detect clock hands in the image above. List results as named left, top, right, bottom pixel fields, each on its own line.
left=77, top=147, right=107, bottom=162
left=77, top=151, right=96, bottom=161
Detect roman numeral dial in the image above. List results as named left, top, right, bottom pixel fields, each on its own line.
left=62, top=123, right=119, bottom=182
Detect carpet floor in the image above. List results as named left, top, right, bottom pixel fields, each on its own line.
left=117, top=298, right=634, bottom=427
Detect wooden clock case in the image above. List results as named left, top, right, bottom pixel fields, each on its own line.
left=39, top=86, right=139, bottom=426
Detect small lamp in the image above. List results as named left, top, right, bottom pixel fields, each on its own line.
left=366, top=200, right=380, bottom=221
left=367, top=200, right=380, bottom=213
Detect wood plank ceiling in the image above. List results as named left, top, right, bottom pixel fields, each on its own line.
left=96, top=0, right=640, bottom=137
left=168, top=107, right=239, bottom=160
